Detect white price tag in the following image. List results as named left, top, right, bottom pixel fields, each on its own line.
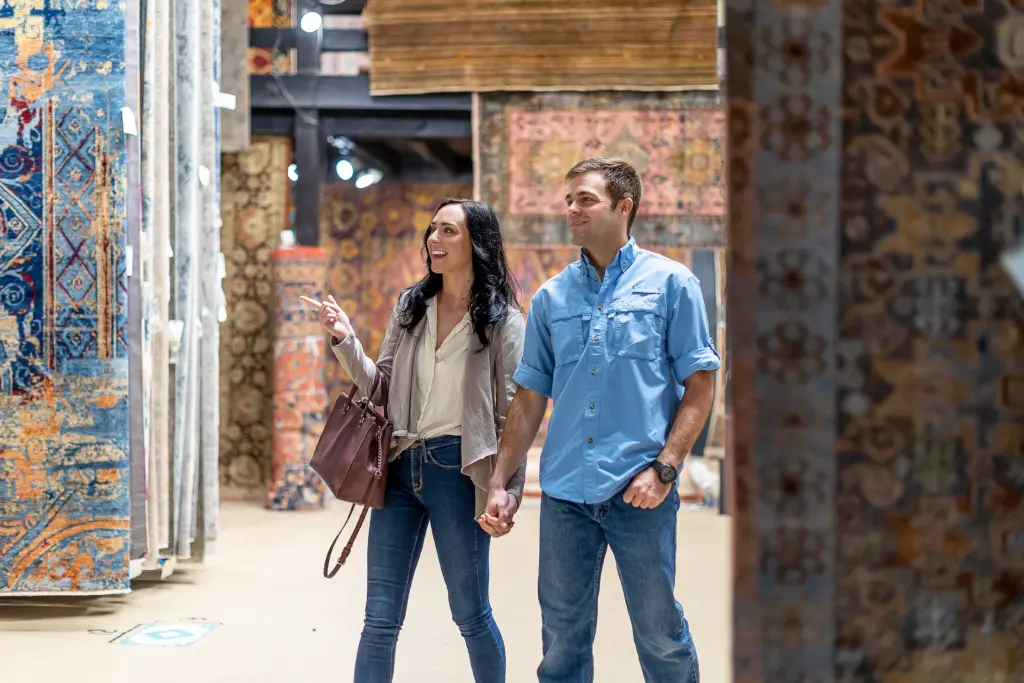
left=215, top=91, right=237, bottom=110
left=125, top=245, right=133, bottom=277
left=198, top=165, right=211, bottom=187
left=121, top=107, right=138, bottom=136
left=168, top=319, right=185, bottom=343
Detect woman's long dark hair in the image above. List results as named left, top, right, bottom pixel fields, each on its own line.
left=397, top=198, right=520, bottom=350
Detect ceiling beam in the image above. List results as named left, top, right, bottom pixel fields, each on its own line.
left=324, top=114, right=472, bottom=139
left=250, top=75, right=472, bottom=112
left=249, top=28, right=368, bottom=52
left=250, top=112, right=295, bottom=135
left=322, top=0, right=366, bottom=14
left=252, top=111, right=472, bottom=139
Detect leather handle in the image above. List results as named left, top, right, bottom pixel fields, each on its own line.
left=346, top=369, right=383, bottom=404
left=369, top=370, right=381, bottom=400
left=341, top=508, right=370, bottom=562
left=378, top=369, right=390, bottom=421
left=323, top=504, right=371, bottom=579
left=366, top=369, right=391, bottom=423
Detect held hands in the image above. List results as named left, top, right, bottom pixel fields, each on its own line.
left=300, top=294, right=352, bottom=340
left=478, top=487, right=518, bottom=538
left=622, top=465, right=673, bottom=509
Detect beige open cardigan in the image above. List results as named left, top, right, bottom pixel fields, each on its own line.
left=331, top=297, right=528, bottom=518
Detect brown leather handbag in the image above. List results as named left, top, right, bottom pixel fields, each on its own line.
left=309, top=370, right=392, bottom=578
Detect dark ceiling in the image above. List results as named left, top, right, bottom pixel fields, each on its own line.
left=248, top=0, right=474, bottom=242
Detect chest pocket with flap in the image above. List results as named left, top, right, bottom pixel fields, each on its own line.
left=610, top=290, right=665, bottom=361
left=549, top=308, right=591, bottom=367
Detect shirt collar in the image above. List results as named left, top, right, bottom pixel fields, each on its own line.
left=425, top=296, right=471, bottom=347
left=579, top=238, right=639, bottom=281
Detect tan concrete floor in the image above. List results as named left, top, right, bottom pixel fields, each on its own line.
left=0, top=500, right=731, bottom=683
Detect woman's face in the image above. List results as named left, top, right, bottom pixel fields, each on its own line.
left=426, top=203, right=473, bottom=275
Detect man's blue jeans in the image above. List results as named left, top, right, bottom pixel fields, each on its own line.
left=537, top=484, right=699, bottom=683
left=353, top=436, right=505, bottom=683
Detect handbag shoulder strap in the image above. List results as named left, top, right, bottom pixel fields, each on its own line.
left=369, top=369, right=381, bottom=401
left=345, top=367, right=381, bottom=403
left=348, top=368, right=388, bottom=421
left=323, top=504, right=371, bottom=578
left=372, top=368, right=390, bottom=422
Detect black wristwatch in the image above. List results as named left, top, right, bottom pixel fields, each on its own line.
left=649, top=460, right=678, bottom=484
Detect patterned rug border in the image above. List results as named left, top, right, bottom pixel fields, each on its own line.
left=476, top=90, right=726, bottom=248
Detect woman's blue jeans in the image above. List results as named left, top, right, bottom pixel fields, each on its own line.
left=353, top=436, right=506, bottom=683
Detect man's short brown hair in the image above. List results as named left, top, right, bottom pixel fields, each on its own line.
left=565, top=157, right=643, bottom=232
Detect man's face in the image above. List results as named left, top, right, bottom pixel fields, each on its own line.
left=564, top=172, right=627, bottom=249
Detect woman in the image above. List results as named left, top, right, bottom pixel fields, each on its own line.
left=309, top=198, right=527, bottom=683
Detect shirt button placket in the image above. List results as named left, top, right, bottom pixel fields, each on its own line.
left=583, top=294, right=609, bottom=502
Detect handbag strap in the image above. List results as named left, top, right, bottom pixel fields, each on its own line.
left=345, top=368, right=383, bottom=406
left=376, top=368, right=390, bottom=421
left=322, top=503, right=371, bottom=578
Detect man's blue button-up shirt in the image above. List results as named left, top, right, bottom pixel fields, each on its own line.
left=512, top=239, right=721, bottom=504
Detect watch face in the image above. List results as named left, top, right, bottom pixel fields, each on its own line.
left=653, top=461, right=677, bottom=483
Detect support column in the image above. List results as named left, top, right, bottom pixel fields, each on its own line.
left=267, top=246, right=329, bottom=510
left=292, top=0, right=323, bottom=247
left=728, top=1, right=1024, bottom=681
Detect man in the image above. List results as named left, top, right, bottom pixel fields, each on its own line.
left=480, top=158, right=719, bottom=682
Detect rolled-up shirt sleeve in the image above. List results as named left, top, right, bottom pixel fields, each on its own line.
left=512, top=292, right=555, bottom=398
left=668, top=275, right=721, bottom=384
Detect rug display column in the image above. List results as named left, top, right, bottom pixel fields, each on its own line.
left=173, top=0, right=204, bottom=560
left=125, top=0, right=148, bottom=564
left=0, top=0, right=132, bottom=594
left=198, top=0, right=224, bottom=548
left=220, top=0, right=250, bottom=153
left=219, top=137, right=293, bottom=502
left=727, top=1, right=1024, bottom=681
left=143, top=0, right=174, bottom=560
left=266, top=247, right=328, bottom=511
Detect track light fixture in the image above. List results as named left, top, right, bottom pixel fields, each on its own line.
left=299, top=11, right=322, bottom=33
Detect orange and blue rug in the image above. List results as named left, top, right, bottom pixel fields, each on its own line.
left=0, top=1, right=130, bottom=594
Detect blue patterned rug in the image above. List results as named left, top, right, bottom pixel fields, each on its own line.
left=0, top=1, right=130, bottom=594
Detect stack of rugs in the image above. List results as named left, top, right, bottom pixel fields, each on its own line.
left=0, top=0, right=230, bottom=595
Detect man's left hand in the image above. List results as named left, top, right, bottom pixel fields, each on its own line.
left=623, top=466, right=673, bottom=509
